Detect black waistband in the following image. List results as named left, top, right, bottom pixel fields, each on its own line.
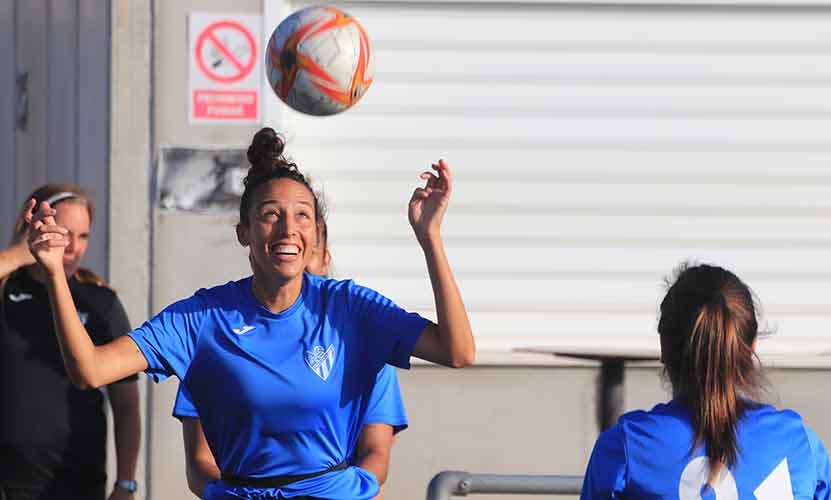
left=220, top=461, right=348, bottom=489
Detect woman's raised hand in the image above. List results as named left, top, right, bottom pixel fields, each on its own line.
left=409, top=159, right=453, bottom=245
left=25, top=199, right=68, bottom=276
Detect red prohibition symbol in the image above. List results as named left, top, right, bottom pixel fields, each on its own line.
left=195, top=20, right=257, bottom=83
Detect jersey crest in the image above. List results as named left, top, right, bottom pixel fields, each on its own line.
left=305, top=344, right=336, bottom=381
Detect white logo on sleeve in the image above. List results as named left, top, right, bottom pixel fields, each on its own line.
left=305, top=344, right=336, bottom=381
left=8, top=293, right=33, bottom=303
left=78, top=311, right=89, bottom=325
left=232, top=325, right=256, bottom=335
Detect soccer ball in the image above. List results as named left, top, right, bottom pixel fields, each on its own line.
left=265, top=5, right=374, bottom=116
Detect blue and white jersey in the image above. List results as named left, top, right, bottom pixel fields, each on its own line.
left=129, top=273, right=428, bottom=500
left=581, top=400, right=831, bottom=499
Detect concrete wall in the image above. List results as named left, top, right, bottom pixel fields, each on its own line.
left=110, top=1, right=153, bottom=497
left=149, top=0, right=261, bottom=496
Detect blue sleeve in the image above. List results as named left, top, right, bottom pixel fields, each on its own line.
left=127, top=292, right=209, bottom=382
left=581, top=424, right=627, bottom=499
left=173, top=383, right=199, bottom=420
left=347, top=281, right=430, bottom=370
left=805, top=424, right=831, bottom=500
left=362, top=365, right=408, bottom=434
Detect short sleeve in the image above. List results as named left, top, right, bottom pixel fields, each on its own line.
left=581, top=424, right=627, bottom=499
left=127, top=292, right=209, bottom=382
left=347, top=282, right=430, bottom=370
left=105, top=297, right=139, bottom=384
left=805, top=424, right=831, bottom=500
left=362, top=365, right=408, bottom=434
left=173, top=383, right=200, bottom=420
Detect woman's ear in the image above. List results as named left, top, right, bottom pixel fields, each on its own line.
left=236, top=224, right=249, bottom=247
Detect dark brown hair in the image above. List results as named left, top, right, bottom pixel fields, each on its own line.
left=6, top=183, right=109, bottom=289
left=239, top=127, right=323, bottom=229
left=659, top=263, right=762, bottom=485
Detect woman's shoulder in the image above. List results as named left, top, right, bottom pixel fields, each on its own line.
left=149, top=278, right=252, bottom=318
left=193, top=277, right=253, bottom=303
left=306, top=273, right=372, bottom=299
left=618, top=400, right=686, bottom=425
left=739, top=402, right=810, bottom=437
left=611, top=400, right=695, bottom=443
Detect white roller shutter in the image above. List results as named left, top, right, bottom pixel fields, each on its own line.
left=263, top=1, right=831, bottom=351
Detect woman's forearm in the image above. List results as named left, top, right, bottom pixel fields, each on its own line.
left=44, top=273, right=147, bottom=388
left=186, top=457, right=220, bottom=498
left=357, top=448, right=390, bottom=486
left=182, top=418, right=221, bottom=498
left=45, top=271, right=101, bottom=388
left=0, top=242, right=32, bottom=279
left=421, top=236, right=475, bottom=368
left=110, top=381, right=141, bottom=484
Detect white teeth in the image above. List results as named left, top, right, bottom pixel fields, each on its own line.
left=274, top=245, right=299, bottom=255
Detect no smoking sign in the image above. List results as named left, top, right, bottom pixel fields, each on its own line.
left=189, top=13, right=261, bottom=123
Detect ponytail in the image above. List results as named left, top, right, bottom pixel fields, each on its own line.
left=659, top=264, right=762, bottom=486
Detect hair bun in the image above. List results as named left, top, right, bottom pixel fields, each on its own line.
left=247, top=127, right=286, bottom=168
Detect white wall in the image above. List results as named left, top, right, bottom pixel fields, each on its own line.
left=268, top=0, right=831, bottom=353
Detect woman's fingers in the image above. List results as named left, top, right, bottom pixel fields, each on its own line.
left=419, top=172, right=438, bottom=192
left=22, top=198, right=36, bottom=221
left=36, top=225, right=68, bottom=236
left=27, top=201, right=58, bottom=228
left=436, top=159, right=452, bottom=193
left=26, top=199, right=68, bottom=250
left=31, top=231, right=68, bottom=246
left=411, top=187, right=431, bottom=200
left=415, top=160, right=452, bottom=200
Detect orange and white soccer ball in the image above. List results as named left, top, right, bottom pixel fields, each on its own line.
left=265, top=5, right=374, bottom=116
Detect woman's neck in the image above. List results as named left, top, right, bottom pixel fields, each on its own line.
left=250, top=272, right=304, bottom=313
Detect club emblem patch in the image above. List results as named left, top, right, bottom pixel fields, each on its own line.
left=305, top=344, right=336, bottom=381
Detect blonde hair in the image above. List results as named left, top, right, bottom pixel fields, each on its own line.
left=5, top=183, right=109, bottom=289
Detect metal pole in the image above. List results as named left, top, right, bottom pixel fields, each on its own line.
left=426, top=471, right=469, bottom=500
left=598, top=359, right=625, bottom=430
left=426, top=471, right=583, bottom=499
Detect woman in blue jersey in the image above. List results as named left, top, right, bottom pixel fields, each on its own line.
left=177, top=213, right=407, bottom=499
left=26, top=127, right=475, bottom=500
left=581, top=263, right=831, bottom=499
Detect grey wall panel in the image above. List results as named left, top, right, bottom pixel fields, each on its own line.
left=15, top=0, right=49, bottom=200
left=77, top=0, right=110, bottom=278
left=5, top=0, right=110, bottom=277
left=46, top=0, right=78, bottom=184
left=0, top=0, right=16, bottom=244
